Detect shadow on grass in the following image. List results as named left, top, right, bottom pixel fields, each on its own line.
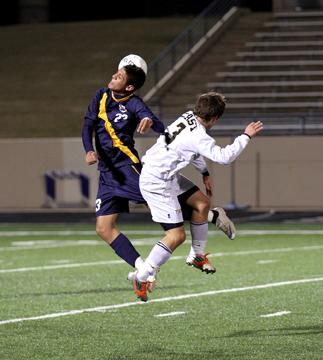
left=3, top=284, right=185, bottom=298
left=217, top=325, right=323, bottom=338
left=100, top=345, right=228, bottom=360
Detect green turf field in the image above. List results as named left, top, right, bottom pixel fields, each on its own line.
left=0, top=223, right=322, bottom=360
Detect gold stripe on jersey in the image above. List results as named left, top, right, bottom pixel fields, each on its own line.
left=98, top=92, right=140, bottom=164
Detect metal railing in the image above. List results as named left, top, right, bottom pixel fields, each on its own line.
left=142, top=0, right=238, bottom=101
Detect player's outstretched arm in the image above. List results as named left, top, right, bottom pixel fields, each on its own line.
left=244, top=121, right=263, bottom=138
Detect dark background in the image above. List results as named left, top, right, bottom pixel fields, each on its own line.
left=1, top=0, right=272, bottom=26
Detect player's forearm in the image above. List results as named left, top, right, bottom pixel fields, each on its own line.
left=82, top=123, right=95, bottom=153
left=151, top=119, right=165, bottom=134
left=208, top=134, right=250, bottom=165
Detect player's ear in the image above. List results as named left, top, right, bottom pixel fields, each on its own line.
left=125, top=84, right=135, bottom=92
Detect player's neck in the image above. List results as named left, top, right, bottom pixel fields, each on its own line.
left=111, top=91, right=134, bottom=102
left=196, top=116, right=218, bottom=129
left=196, top=116, right=208, bottom=129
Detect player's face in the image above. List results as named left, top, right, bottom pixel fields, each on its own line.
left=108, top=68, right=129, bottom=93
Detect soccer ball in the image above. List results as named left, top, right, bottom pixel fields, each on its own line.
left=118, top=54, right=148, bottom=75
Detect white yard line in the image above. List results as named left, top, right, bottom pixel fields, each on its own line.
left=0, top=229, right=323, bottom=252
left=260, top=311, right=291, bottom=318
left=236, top=230, right=323, bottom=235
left=0, top=238, right=159, bottom=251
left=0, top=260, right=124, bottom=273
left=0, top=230, right=96, bottom=237
left=154, top=311, right=186, bottom=318
left=11, top=240, right=102, bottom=246
left=1, top=245, right=322, bottom=274
left=0, top=240, right=102, bottom=251
left=1, top=229, right=323, bottom=237
left=257, top=260, right=278, bottom=265
left=0, top=277, right=322, bottom=326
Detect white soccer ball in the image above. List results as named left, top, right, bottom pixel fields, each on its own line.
left=118, top=54, right=148, bottom=75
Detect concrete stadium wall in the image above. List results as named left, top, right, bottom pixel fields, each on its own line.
left=0, top=136, right=322, bottom=211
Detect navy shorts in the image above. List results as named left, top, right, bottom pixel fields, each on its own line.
left=95, top=163, right=145, bottom=216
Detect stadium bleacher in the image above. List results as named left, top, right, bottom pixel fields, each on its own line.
left=151, top=9, right=323, bottom=125
left=3, top=7, right=322, bottom=136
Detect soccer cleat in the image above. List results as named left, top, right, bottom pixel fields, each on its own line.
left=128, top=271, right=157, bottom=293
left=186, top=253, right=216, bottom=274
left=132, top=277, right=148, bottom=302
left=212, top=207, right=236, bottom=240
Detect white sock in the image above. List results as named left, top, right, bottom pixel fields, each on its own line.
left=137, top=241, right=172, bottom=282
left=187, top=221, right=208, bottom=260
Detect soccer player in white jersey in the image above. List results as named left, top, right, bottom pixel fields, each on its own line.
left=132, top=91, right=263, bottom=301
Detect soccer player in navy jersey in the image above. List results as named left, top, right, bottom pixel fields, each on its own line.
left=82, top=59, right=236, bottom=290
left=82, top=64, right=163, bottom=279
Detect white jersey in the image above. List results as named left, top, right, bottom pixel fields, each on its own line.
left=142, top=111, right=250, bottom=181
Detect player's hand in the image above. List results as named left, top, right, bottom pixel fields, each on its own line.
left=85, top=151, right=97, bottom=165
left=203, top=175, right=213, bottom=197
left=244, top=121, right=263, bottom=138
left=137, top=117, right=153, bottom=134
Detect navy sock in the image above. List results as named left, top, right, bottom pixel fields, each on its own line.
left=110, top=233, right=140, bottom=267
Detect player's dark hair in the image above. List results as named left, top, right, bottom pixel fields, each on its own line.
left=124, top=64, right=146, bottom=90
left=193, top=92, right=226, bottom=122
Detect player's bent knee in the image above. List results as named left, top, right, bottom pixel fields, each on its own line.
left=177, top=231, right=186, bottom=244
left=201, top=197, right=210, bottom=210
left=196, top=197, right=210, bottom=214
left=171, top=228, right=186, bottom=245
left=96, top=223, right=112, bottom=238
left=96, top=215, right=117, bottom=238
left=163, top=224, right=186, bottom=248
left=169, top=231, right=186, bottom=249
left=95, top=224, right=105, bottom=238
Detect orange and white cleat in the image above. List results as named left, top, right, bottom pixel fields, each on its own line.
left=186, top=253, right=216, bottom=274
left=132, top=277, right=148, bottom=302
left=128, top=268, right=159, bottom=293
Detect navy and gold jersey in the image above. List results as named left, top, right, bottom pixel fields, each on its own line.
left=82, top=88, right=164, bottom=171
